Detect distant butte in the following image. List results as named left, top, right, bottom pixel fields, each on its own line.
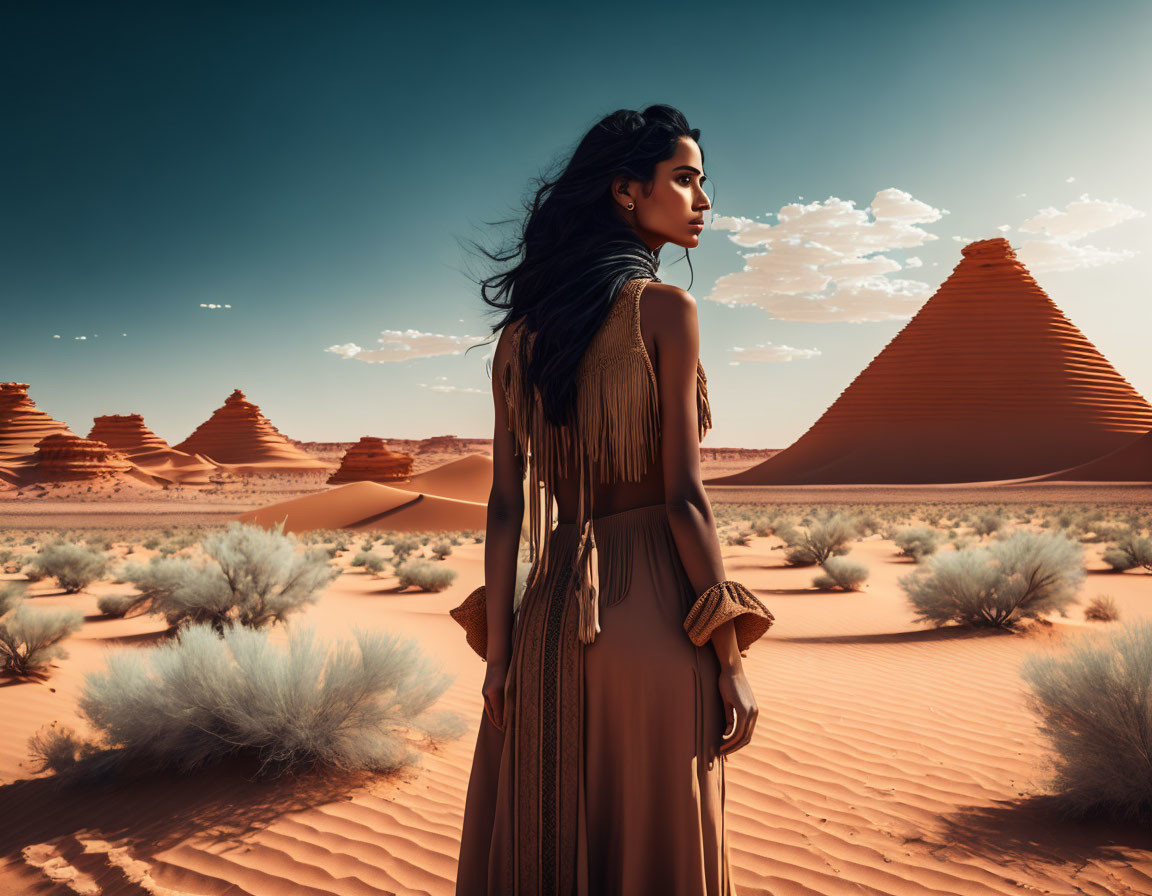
left=0, top=382, right=76, bottom=465
left=173, top=389, right=330, bottom=474
left=88, top=413, right=219, bottom=484
left=705, top=238, right=1152, bottom=485
left=31, top=433, right=138, bottom=481
left=328, top=437, right=414, bottom=484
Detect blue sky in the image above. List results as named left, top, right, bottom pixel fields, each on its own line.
left=3, top=0, right=1150, bottom=448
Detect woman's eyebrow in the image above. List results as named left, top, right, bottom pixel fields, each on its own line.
left=673, top=165, right=702, bottom=174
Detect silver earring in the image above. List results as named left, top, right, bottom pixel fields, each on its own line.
left=626, top=202, right=634, bottom=210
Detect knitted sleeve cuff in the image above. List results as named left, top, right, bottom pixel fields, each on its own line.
left=683, top=580, right=774, bottom=656
left=449, top=585, right=488, bottom=661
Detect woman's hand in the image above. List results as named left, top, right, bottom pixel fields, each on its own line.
left=716, top=665, right=757, bottom=756
left=482, top=659, right=510, bottom=731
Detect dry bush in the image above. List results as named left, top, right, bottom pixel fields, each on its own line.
left=1084, top=595, right=1119, bottom=622
left=1020, top=620, right=1152, bottom=824
left=812, top=557, right=869, bottom=591
left=899, top=530, right=1085, bottom=629
left=1101, top=533, right=1152, bottom=573
left=0, top=583, right=84, bottom=677
left=42, top=622, right=468, bottom=780
left=396, top=559, right=457, bottom=592
left=111, top=522, right=340, bottom=632
left=24, top=541, right=109, bottom=593
left=784, top=513, right=857, bottom=567
left=893, top=526, right=942, bottom=561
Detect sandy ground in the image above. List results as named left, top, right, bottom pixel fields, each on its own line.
left=1, top=481, right=1152, bottom=894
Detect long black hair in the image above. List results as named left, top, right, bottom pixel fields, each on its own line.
left=462, top=104, right=708, bottom=428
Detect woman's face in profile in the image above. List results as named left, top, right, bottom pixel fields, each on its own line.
left=628, top=137, right=711, bottom=251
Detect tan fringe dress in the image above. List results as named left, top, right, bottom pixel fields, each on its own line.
left=454, top=277, right=773, bottom=896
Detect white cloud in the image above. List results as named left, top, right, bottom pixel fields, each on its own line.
left=1015, top=193, right=1145, bottom=272
left=1019, top=194, right=1143, bottom=241
left=730, top=342, right=822, bottom=364
left=904, top=256, right=923, bottom=268
left=418, top=375, right=485, bottom=394
left=1016, top=239, right=1138, bottom=273
left=997, top=224, right=1012, bottom=233
left=1066, top=176, right=1076, bottom=183
left=326, top=328, right=487, bottom=362
left=199, top=303, right=232, bottom=309
left=707, top=188, right=943, bottom=322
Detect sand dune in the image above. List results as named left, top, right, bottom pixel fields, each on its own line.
left=1026, top=427, right=1152, bottom=483
left=390, top=454, right=494, bottom=505
left=3, top=523, right=1152, bottom=894
left=706, top=238, right=1152, bottom=486
left=236, top=480, right=487, bottom=534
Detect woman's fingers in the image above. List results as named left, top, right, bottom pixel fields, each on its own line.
left=719, top=705, right=757, bottom=754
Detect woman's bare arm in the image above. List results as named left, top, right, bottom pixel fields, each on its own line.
left=484, top=324, right=526, bottom=669
left=647, top=283, right=742, bottom=674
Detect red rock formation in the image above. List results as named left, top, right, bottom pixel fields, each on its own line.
left=173, top=389, right=330, bottom=473
left=88, top=414, right=218, bottom=483
left=328, top=437, right=414, bottom=484
left=31, top=434, right=136, bottom=480
left=418, top=434, right=467, bottom=454
left=0, top=382, right=75, bottom=465
left=705, top=238, right=1152, bottom=485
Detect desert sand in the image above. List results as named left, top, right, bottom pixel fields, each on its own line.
left=2, top=473, right=1152, bottom=894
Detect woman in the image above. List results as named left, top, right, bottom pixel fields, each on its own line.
left=452, top=105, right=774, bottom=895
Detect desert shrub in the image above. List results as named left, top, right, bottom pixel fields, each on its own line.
left=1019, top=620, right=1152, bottom=824
left=431, top=540, right=453, bottom=560
left=784, top=513, right=857, bottom=566
left=391, top=536, right=421, bottom=564
left=1084, top=595, right=1119, bottom=622
left=751, top=514, right=799, bottom=544
left=96, top=593, right=139, bottom=618
left=893, top=526, right=942, bottom=561
left=62, top=622, right=467, bottom=779
left=1101, top=533, right=1152, bottom=573
left=396, top=559, right=457, bottom=592
left=113, top=522, right=340, bottom=632
left=851, top=511, right=883, bottom=538
left=25, top=541, right=109, bottom=593
left=812, top=557, right=869, bottom=591
left=726, top=527, right=752, bottom=547
left=899, top=530, right=1085, bottom=629
left=0, top=585, right=84, bottom=676
left=351, top=551, right=388, bottom=576
left=971, top=510, right=1007, bottom=538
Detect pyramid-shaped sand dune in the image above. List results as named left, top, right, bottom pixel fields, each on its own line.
left=1026, top=427, right=1152, bottom=482
left=89, top=414, right=219, bottom=483
left=328, top=437, right=414, bottom=485
left=705, top=238, right=1152, bottom=485
left=391, top=454, right=493, bottom=504
left=236, top=481, right=487, bottom=534
left=173, top=389, right=330, bottom=473
left=0, top=382, right=76, bottom=465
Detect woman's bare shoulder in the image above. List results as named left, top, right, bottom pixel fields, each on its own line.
left=638, top=282, right=698, bottom=344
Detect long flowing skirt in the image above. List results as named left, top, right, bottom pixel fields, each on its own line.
left=455, top=502, right=735, bottom=895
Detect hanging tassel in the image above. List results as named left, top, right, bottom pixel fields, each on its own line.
left=574, top=517, right=600, bottom=644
